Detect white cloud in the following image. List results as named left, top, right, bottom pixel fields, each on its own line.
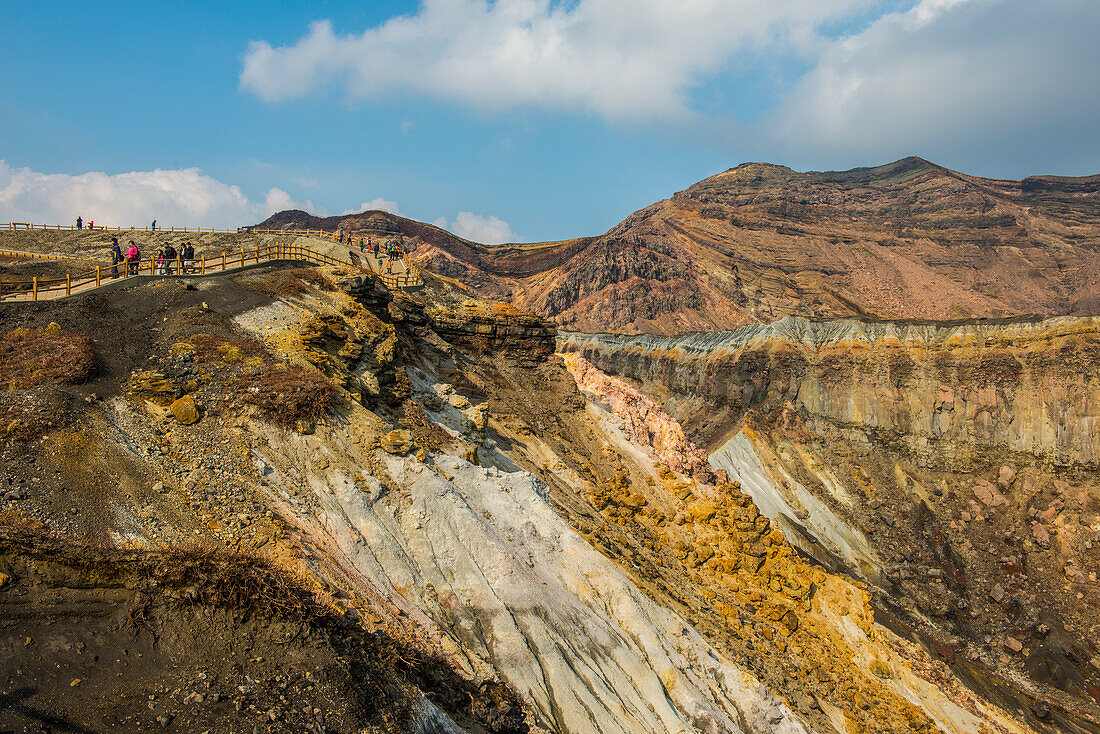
left=767, top=0, right=1100, bottom=170
left=341, top=197, right=401, bottom=216
left=0, top=161, right=319, bottom=228
left=436, top=211, right=520, bottom=244
left=240, top=0, right=873, bottom=120
left=240, top=0, right=1100, bottom=174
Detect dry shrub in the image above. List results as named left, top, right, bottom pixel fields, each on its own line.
left=153, top=542, right=326, bottom=620
left=0, top=325, right=95, bottom=389
left=0, top=508, right=47, bottom=534
left=0, top=389, right=71, bottom=443
left=186, top=333, right=264, bottom=365
left=235, top=363, right=335, bottom=425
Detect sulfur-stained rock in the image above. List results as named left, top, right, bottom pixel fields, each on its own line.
left=169, top=395, right=200, bottom=425
left=462, top=446, right=480, bottom=466
left=998, top=465, right=1017, bottom=489
left=471, top=402, right=489, bottom=432
left=129, top=370, right=180, bottom=406
left=381, top=429, right=413, bottom=455
left=687, top=502, right=716, bottom=523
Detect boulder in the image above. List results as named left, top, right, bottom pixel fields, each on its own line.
left=381, top=429, right=413, bottom=455
left=169, top=395, right=201, bottom=425
left=1032, top=522, right=1052, bottom=548
left=997, top=465, right=1017, bottom=489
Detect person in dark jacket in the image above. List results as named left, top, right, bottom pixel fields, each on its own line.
left=110, top=238, right=122, bottom=278
left=163, top=243, right=177, bottom=275
left=76, top=216, right=82, bottom=230
left=181, top=242, right=195, bottom=273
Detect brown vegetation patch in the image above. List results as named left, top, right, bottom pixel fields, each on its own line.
left=238, top=267, right=334, bottom=298
left=0, top=325, right=95, bottom=390
left=184, top=333, right=265, bottom=365
left=0, top=389, right=76, bottom=444
left=235, top=363, right=336, bottom=426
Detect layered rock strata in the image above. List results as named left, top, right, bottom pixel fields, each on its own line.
left=560, top=316, right=1100, bottom=732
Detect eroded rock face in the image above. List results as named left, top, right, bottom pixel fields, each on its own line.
left=425, top=301, right=556, bottom=363
left=560, top=315, right=1100, bottom=731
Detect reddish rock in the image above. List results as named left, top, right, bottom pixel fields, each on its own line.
left=1032, top=522, right=1052, bottom=549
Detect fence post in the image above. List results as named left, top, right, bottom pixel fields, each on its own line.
left=66, top=273, right=71, bottom=296
left=201, top=255, right=206, bottom=275
left=32, top=277, right=37, bottom=301
left=222, top=252, right=226, bottom=270
left=96, top=266, right=101, bottom=288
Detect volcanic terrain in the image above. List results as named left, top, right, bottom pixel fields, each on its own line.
left=260, top=157, right=1100, bottom=334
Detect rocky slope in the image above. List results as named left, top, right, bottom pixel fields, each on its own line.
left=268, top=158, right=1100, bottom=335
left=561, top=315, right=1100, bottom=732
left=0, top=247, right=1043, bottom=733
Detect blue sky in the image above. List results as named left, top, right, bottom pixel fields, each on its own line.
left=2, top=0, right=1097, bottom=242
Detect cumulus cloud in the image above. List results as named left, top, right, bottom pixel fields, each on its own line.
left=435, top=211, right=520, bottom=245
left=241, top=0, right=1100, bottom=174
left=0, top=161, right=318, bottom=228
left=342, top=197, right=401, bottom=216
left=240, top=0, right=872, bottom=120
left=766, top=0, right=1100, bottom=170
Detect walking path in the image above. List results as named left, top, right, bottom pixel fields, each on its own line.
left=0, top=237, right=422, bottom=302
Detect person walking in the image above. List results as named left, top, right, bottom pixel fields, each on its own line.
left=163, top=243, right=177, bottom=275
left=181, top=242, right=195, bottom=273
left=76, top=216, right=82, bottom=230
left=151, top=220, right=157, bottom=232
left=110, top=238, right=122, bottom=279
left=126, top=241, right=140, bottom=275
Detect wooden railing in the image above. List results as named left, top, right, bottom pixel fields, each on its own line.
left=249, top=228, right=339, bottom=241
left=3, top=222, right=242, bottom=233
left=0, top=242, right=420, bottom=301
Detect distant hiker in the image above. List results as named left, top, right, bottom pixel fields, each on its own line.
left=181, top=242, right=195, bottom=273
left=76, top=216, right=82, bottom=230
left=163, top=243, right=177, bottom=275
left=110, top=238, right=122, bottom=278
left=151, top=220, right=156, bottom=232
left=88, top=220, right=94, bottom=230
left=126, top=241, right=140, bottom=275
left=359, top=238, right=364, bottom=252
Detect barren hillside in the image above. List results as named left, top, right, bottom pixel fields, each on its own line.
left=262, top=157, right=1100, bottom=335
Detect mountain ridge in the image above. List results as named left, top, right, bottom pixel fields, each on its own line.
left=257, top=157, right=1100, bottom=334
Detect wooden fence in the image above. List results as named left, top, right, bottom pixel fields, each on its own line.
left=0, top=242, right=421, bottom=301
left=3, top=222, right=242, bottom=233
